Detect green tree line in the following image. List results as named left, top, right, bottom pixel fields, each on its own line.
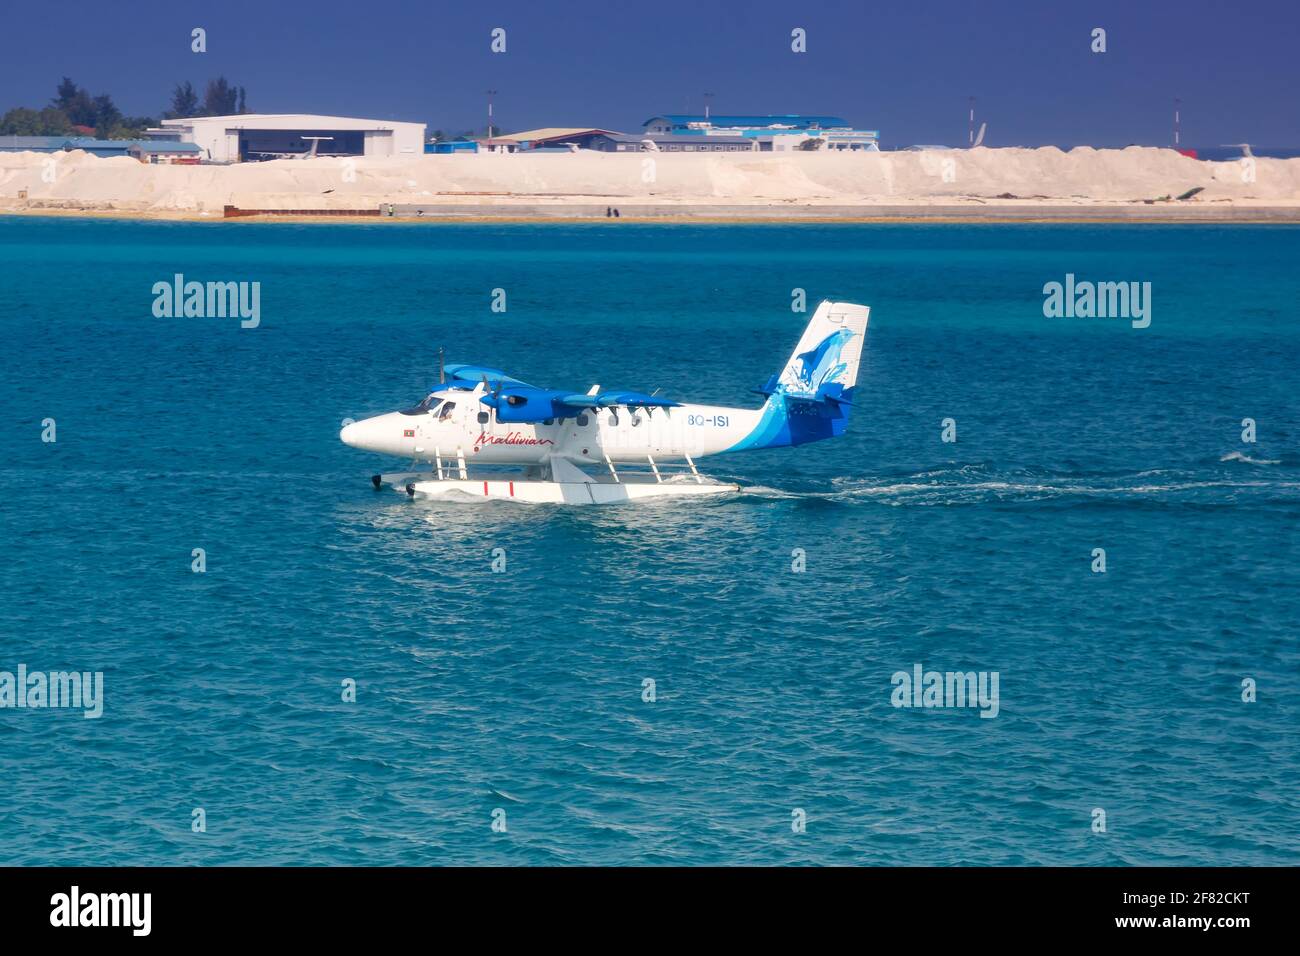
left=0, top=76, right=250, bottom=139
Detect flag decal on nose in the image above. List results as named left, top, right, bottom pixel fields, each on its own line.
left=403, top=429, right=415, bottom=438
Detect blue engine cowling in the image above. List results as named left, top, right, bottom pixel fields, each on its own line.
left=479, top=387, right=571, bottom=423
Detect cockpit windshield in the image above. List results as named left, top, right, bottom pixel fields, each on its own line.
left=401, top=393, right=443, bottom=416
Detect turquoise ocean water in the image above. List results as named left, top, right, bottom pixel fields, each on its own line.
left=1, top=217, right=1297, bottom=865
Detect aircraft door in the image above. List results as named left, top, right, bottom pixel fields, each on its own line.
left=565, top=411, right=597, bottom=461
left=431, top=399, right=459, bottom=448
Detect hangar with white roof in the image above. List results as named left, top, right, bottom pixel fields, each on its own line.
left=157, top=113, right=426, bottom=163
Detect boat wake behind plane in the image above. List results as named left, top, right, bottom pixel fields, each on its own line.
left=341, top=300, right=869, bottom=504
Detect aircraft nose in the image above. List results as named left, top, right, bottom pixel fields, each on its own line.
left=340, top=413, right=406, bottom=454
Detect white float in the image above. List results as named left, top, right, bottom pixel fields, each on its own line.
left=374, top=455, right=738, bottom=505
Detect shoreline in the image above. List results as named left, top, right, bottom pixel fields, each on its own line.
left=5, top=146, right=1299, bottom=225
left=5, top=202, right=1300, bottom=225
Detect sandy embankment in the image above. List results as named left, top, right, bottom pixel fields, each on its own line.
left=1, top=146, right=1298, bottom=221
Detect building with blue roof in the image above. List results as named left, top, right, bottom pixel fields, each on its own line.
left=584, top=132, right=756, bottom=152
left=644, top=114, right=851, bottom=134
left=425, top=140, right=479, bottom=154
left=641, top=114, right=879, bottom=151
left=0, top=135, right=200, bottom=160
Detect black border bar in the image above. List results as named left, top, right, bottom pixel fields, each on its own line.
left=0, top=866, right=1283, bottom=941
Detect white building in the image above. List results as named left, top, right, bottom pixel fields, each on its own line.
left=158, top=114, right=426, bottom=163
left=762, top=131, right=881, bottom=152
left=639, top=115, right=879, bottom=152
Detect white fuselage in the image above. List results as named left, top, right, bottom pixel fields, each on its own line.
left=341, top=388, right=763, bottom=465
left=342, top=301, right=870, bottom=479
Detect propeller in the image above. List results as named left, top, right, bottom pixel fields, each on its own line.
left=479, top=375, right=505, bottom=411
left=438, top=348, right=445, bottom=385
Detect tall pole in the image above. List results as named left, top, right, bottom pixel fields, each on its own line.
left=486, top=89, right=497, bottom=140
left=968, top=96, right=975, bottom=146
left=1173, top=98, right=1181, bottom=148
left=703, top=92, right=714, bottom=120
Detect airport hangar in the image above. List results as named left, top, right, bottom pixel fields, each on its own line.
left=157, top=114, right=426, bottom=162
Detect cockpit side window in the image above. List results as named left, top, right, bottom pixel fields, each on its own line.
left=401, top=394, right=443, bottom=416
left=437, top=401, right=456, bottom=420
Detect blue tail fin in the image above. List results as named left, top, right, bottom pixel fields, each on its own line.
left=731, top=301, right=870, bottom=450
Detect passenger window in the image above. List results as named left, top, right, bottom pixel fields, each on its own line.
left=576, top=413, right=589, bottom=426
left=477, top=411, right=489, bottom=424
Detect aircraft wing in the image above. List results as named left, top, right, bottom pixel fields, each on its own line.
left=557, top=390, right=680, bottom=410
left=442, top=364, right=534, bottom=389
left=480, top=384, right=681, bottom=423
left=592, top=391, right=679, bottom=409
left=444, top=365, right=674, bottom=412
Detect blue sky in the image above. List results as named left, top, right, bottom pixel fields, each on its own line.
left=4, top=0, right=1297, bottom=146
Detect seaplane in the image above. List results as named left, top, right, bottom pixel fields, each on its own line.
left=340, top=300, right=869, bottom=504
